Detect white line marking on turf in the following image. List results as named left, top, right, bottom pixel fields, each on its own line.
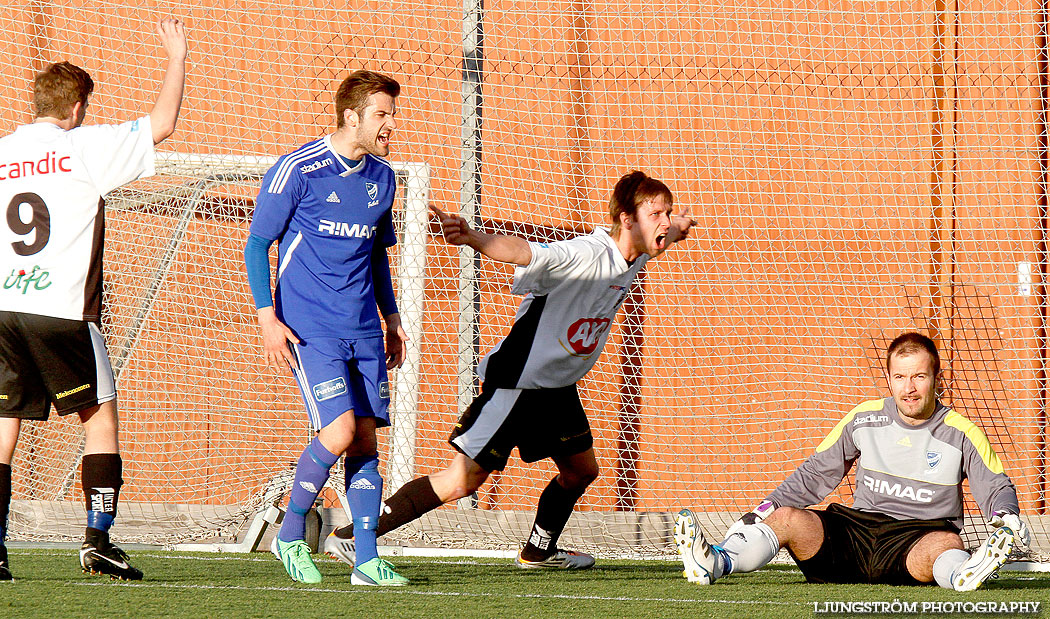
left=71, top=581, right=801, bottom=606
left=131, top=555, right=508, bottom=566
left=14, top=550, right=516, bottom=566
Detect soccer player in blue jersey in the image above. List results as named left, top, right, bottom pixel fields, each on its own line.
left=244, top=70, right=408, bottom=586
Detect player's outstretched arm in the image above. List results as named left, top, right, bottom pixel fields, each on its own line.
left=149, top=17, right=188, bottom=144
left=428, top=204, right=532, bottom=266
left=665, top=207, right=697, bottom=245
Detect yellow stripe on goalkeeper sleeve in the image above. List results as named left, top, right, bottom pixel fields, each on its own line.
left=816, top=398, right=885, bottom=452
left=944, top=410, right=1005, bottom=474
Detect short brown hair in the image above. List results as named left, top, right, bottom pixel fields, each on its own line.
left=608, top=170, right=674, bottom=236
left=33, top=61, right=94, bottom=120
left=886, top=332, right=941, bottom=376
left=335, top=70, right=400, bottom=128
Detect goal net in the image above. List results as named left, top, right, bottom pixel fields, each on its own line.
left=1, top=1, right=1047, bottom=559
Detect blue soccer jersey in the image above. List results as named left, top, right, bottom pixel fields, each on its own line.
left=250, top=136, right=397, bottom=339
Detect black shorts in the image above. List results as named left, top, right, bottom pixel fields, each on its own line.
left=796, top=503, right=959, bottom=585
left=0, top=311, right=116, bottom=420
left=448, top=383, right=593, bottom=472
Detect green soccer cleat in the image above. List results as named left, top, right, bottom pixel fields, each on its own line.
left=271, top=537, right=322, bottom=584
left=351, top=557, right=408, bottom=586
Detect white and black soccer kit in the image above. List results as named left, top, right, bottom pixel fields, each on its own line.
left=0, top=118, right=155, bottom=418
left=450, top=228, right=649, bottom=471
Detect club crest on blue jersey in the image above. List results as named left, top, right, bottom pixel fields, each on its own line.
left=366, top=182, right=380, bottom=207
left=313, top=377, right=347, bottom=401
left=926, top=451, right=941, bottom=468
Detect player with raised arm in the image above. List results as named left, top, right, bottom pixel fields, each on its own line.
left=324, top=170, right=695, bottom=571
left=0, top=18, right=187, bottom=581
left=244, top=70, right=408, bottom=586
left=675, top=332, right=1029, bottom=591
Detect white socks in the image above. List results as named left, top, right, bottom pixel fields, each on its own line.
left=933, top=548, right=970, bottom=589
left=719, top=522, right=780, bottom=574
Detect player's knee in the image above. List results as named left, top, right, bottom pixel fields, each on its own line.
left=444, top=470, right=486, bottom=500
left=922, top=530, right=964, bottom=553
left=446, top=480, right=480, bottom=501
left=767, top=506, right=802, bottom=525
left=766, top=506, right=816, bottom=536
left=559, top=467, right=598, bottom=491
left=345, top=437, right=378, bottom=458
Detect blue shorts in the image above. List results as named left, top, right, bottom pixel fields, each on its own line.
left=289, top=335, right=391, bottom=431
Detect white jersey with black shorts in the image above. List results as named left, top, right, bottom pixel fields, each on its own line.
left=0, top=118, right=155, bottom=418
left=450, top=228, right=648, bottom=471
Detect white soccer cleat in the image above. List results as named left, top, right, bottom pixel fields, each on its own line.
left=515, top=549, right=595, bottom=570
left=323, top=531, right=356, bottom=567
left=952, top=526, right=1014, bottom=592
left=674, top=508, right=719, bottom=584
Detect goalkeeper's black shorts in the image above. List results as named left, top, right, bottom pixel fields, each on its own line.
left=796, top=503, right=959, bottom=585
left=448, top=383, right=593, bottom=472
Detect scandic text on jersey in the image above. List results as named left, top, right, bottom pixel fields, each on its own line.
left=0, top=153, right=72, bottom=180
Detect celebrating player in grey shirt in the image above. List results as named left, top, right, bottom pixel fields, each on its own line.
left=323, top=170, right=695, bottom=571
left=676, top=332, right=1029, bottom=592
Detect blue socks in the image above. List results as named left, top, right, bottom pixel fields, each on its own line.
left=345, top=454, right=383, bottom=563
left=276, top=439, right=386, bottom=564
left=279, top=438, right=339, bottom=542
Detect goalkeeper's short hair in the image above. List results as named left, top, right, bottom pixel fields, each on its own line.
left=886, top=332, right=940, bottom=376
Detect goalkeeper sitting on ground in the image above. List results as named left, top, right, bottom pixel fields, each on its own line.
left=676, top=332, right=1029, bottom=592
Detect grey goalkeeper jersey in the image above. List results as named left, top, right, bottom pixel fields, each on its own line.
left=766, top=398, right=1020, bottom=528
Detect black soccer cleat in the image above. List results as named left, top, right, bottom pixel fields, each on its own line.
left=0, top=544, right=12, bottom=581
left=80, top=538, right=142, bottom=581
